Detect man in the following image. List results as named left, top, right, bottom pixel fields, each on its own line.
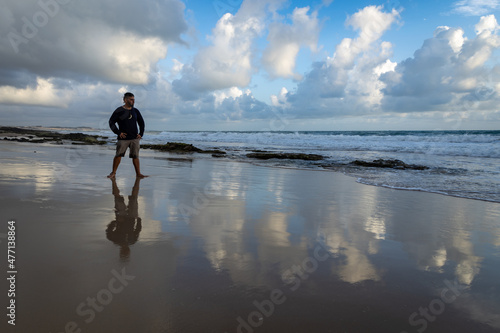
left=107, top=92, right=147, bottom=178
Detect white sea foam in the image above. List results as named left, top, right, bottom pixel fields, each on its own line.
left=139, top=131, right=500, bottom=158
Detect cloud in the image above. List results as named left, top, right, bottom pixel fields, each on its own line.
left=214, top=88, right=272, bottom=120
left=281, top=5, right=400, bottom=117
left=451, top=0, right=500, bottom=16
left=0, top=0, right=187, bottom=88
left=330, top=5, right=399, bottom=68
left=0, top=77, right=72, bottom=107
left=169, top=86, right=272, bottom=124
left=262, top=6, right=321, bottom=79
left=172, top=0, right=287, bottom=97
left=172, top=13, right=260, bottom=97
left=189, top=12, right=263, bottom=90
left=271, top=87, right=290, bottom=107
left=272, top=10, right=500, bottom=123
left=381, top=15, right=500, bottom=113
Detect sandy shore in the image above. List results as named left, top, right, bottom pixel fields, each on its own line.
left=1, top=140, right=500, bottom=333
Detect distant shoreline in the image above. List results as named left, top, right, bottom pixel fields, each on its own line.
left=2, top=125, right=499, bottom=134
left=0, top=126, right=108, bottom=145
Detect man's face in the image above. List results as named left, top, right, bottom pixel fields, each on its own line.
left=124, top=96, right=135, bottom=107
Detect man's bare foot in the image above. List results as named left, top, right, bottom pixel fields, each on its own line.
left=136, top=174, right=148, bottom=178
left=107, top=173, right=116, bottom=179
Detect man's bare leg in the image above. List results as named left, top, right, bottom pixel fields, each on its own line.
left=108, top=156, right=122, bottom=178
left=132, top=157, right=147, bottom=178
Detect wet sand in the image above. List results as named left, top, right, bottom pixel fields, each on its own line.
left=1, top=140, right=500, bottom=333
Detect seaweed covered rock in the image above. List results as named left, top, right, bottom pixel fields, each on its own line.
left=142, top=142, right=203, bottom=153
left=64, top=133, right=101, bottom=143
left=351, top=159, right=428, bottom=170
left=200, top=149, right=226, bottom=155
left=246, top=152, right=324, bottom=161
left=142, top=142, right=227, bottom=155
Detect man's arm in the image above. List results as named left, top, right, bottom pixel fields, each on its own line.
left=136, top=109, right=145, bottom=138
left=109, top=110, right=121, bottom=135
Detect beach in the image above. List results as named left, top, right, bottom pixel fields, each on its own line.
left=1, top=140, right=500, bottom=333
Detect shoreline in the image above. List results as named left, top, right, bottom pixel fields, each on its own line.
left=355, top=176, right=500, bottom=204
left=1, top=127, right=498, bottom=204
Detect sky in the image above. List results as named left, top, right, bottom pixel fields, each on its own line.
left=1, top=0, right=500, bottom=131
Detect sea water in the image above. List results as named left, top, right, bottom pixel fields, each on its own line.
left=64, top=129, right=500, bottom=203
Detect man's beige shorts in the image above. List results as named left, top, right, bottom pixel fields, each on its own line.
left=115, top=139, right=140, bottom=158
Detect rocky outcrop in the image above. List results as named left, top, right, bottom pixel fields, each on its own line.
left=0, top=126, right=107, bottom=145
left=142, top=142, right=202, bottom=153
left=351, top=159, right=429, bottom=170
left=142, top=142, right=227, bottom=155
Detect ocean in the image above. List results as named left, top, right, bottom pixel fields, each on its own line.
left=61, top=129, right=500, bottom=203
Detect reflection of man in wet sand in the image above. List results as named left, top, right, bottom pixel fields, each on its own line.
left=106, top=178, right=142, bottom=261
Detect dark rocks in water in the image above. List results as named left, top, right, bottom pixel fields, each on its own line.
left=201, top=149, right=226, bottom=155
left=142, top=142, right=227, bottom=155
left=3, top=137, right=29, bottom=142
left=3, top=137, right=47, bottom=143
left=63, top=132, right=106, bottom=144
left=0, top=126, right=107, bottom=145
left=142, top=142, right=202, bottom=153
left=351, top=159, right=429, bottom=170
left=246, top=152, right=324, bottom=161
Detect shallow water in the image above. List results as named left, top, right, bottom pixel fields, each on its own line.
left=63, top=128, right=500, bottom=203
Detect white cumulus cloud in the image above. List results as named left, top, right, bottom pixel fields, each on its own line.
left=172, top=0, right=288, bottom=99
left=173, top=13, right=264, bottom=98
left=381, top=15, right=500, bottom=113
left=262, top=6, right=321, bottom=79
left=281, top=5, right=400, bottom=117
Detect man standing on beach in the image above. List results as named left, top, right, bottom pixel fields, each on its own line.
left=107, top=92, right=147, bottom=179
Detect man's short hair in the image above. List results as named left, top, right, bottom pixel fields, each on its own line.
left=124, top=92, right=134, bottom=98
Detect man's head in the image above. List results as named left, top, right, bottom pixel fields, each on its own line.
left=123, top=92, right=135, bottom=108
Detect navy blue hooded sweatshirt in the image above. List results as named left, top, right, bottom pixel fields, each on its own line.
left=109, top=107, right=145, bottom=140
